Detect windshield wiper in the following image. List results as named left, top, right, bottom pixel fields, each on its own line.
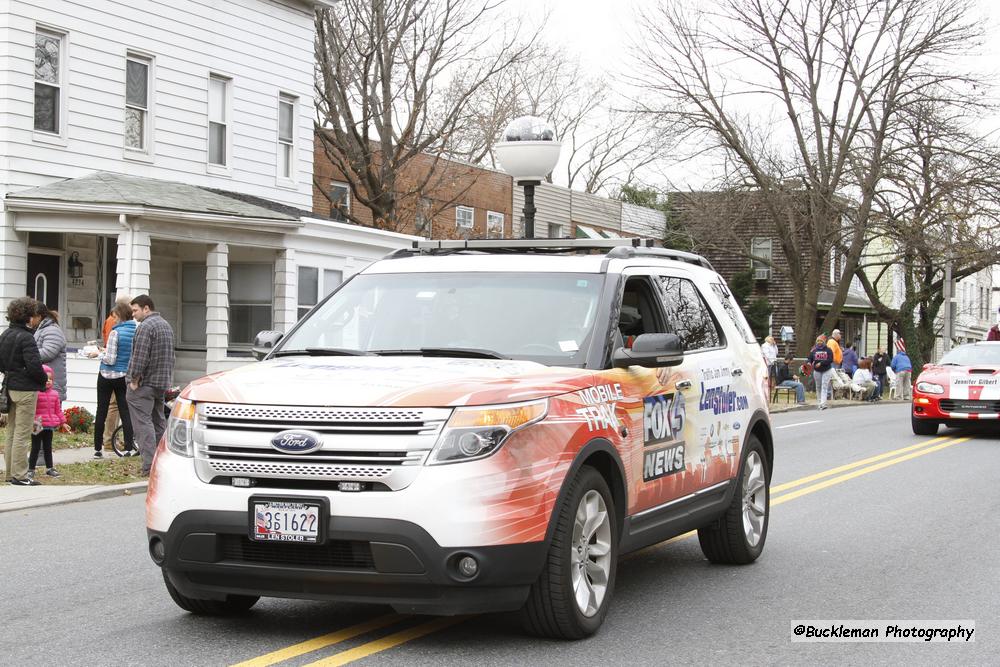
left=372, top=347, right=509, bottom=360
left=271, top=348, right=372, bottom=357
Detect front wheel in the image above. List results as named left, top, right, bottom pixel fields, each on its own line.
left=520, top=466, right=618, bottom=639
left=911, top=414, right=939, bottom=436
left=162, top=570, right=259, bottom=615
left=698, top=435, right=770, bottom=564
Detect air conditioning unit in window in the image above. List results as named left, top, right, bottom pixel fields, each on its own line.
left=753, top=267, right=771, bottom=280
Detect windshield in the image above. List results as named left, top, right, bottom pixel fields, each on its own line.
left=279, top=271, right=605, bottom=366
left=938, top=344, right=1000, bottom=366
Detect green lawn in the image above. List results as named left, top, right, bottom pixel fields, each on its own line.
left=40, top=457, right=147, bottom=485
left=0, top=425, right=95, bottom=451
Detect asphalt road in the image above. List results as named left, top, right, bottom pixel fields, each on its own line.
left=2, top=402, right=997, bottom=666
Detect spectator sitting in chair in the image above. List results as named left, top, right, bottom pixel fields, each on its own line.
left=775, top=354, right=806, bottom=404
left=852, top=358, right=878, bottom=402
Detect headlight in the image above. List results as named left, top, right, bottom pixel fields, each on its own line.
left=165, top=398, right=196, bottom=457
left=428, top=399, right=547, bottom=465
left=915, top=382, right=944, bottom=395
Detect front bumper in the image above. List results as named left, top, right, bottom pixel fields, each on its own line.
left=912, top=395, right=1000, bottom=421
left=149, top=510, right=547, bottom=615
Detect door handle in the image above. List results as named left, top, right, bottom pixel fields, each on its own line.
left=675, top=380, right=692, bottom=390
left=731, top=369, right=743, bottom=377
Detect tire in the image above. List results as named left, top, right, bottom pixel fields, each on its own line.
left=162, top=570, right=259, bottom=615
left=911, top=414, right=938, bottom=436
left=520, top=466, right=618, bottom=640
left=698, top=435, right=769, bottom=565
left=109, top=424, right=140, bottom=457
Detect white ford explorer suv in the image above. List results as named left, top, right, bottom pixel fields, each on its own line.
left=147, top=238, right=773, bottom=639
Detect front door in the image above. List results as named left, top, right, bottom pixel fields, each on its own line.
left=26, top=253, right=60, bottom=311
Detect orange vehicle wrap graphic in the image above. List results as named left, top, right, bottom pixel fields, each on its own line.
left=149, top=350, right=765, bottom=547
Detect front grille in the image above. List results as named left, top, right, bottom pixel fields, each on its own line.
left=220, top=535, right=375, bottom=570
left=940, top=399, right=1000, bottom=413
left=194, top=404, right=450, bottom=490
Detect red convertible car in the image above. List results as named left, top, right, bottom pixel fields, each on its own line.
left=911, top=341, right=1000, bottom=435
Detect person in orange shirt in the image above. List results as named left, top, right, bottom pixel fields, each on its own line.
left=100, top=296, right=131, bottom=452
left=828, top=328, right=844, bottom=368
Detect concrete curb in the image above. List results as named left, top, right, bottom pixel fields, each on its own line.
left=0, top=481, right=147, bottom=514
left=770, top=398, right=909, bottom=414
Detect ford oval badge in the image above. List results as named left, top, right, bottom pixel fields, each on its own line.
left=271, top=430, right=324, bottom=454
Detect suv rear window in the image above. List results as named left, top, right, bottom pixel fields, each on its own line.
left=281, top=272, right=605, bottom=366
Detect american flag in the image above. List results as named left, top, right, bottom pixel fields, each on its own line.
left=255, top=509, right=268, bottom=535
left=894, top=335, right=906, bottom=353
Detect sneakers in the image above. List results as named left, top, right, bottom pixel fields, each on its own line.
left=45, top=468, right=61, bottom=478
left=26, top=470, right=35, bottom=479
left=93, top=450, right=104, bottom=459
left=125, top=449, right=140, bottom=457
left=10, top=477, right=41, bottom=486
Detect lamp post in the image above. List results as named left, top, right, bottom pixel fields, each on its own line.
left=493, top=116, right=561, bottom=239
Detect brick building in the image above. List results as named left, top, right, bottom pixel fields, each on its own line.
left=668, top=191, right=884, bottom=353
left=313, top=132, right=514, bottom=239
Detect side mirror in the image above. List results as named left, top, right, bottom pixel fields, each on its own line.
left=252, top=330, right=284, bottom=361
left=613, top=333, right=684, bottom=368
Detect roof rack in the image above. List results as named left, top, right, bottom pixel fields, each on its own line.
left=384, top=238, right=714, bottom=270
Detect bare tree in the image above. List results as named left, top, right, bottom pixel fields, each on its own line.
left=448, top=44, right=671, bottom=194
left=314, top=0, right=535, bottom=231
left=632, top=0, right=985, bottom=353
left=852, top=100, right=1000, bottom=367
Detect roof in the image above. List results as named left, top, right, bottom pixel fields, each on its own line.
left=817, top=287, right=875, bottom=312
left=5, top=172, right=298, bottom=222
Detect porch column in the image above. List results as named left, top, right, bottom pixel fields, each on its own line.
left=274, top=248, right=297, bottom=333
left=206, top=243, right=229, bottom=363
left=0, top=207, right=28, bottom=304
left=115, top=227, right=151, bottom=297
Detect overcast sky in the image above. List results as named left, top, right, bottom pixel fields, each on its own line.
left=508, top=0, right=1000, bottom=191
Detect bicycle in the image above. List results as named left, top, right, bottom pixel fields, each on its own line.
left=108, top=386, right=182, bottom=457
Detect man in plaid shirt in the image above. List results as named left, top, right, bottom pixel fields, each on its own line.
left=126, top=294, right=175, bottom=475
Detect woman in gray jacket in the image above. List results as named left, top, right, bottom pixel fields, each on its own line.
left=33, top=302, right=67, bottom=401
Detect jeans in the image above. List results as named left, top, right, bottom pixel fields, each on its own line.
left=779, top=380, right=806, bottom=403
left=4, top=390, right=38, bottom=481
left=126, top=384, right=166, bottom=474
left=95, top=375, right=135, bottom=453
left=874, top=374, right=887, bottom=399
left=813, top=370, right=832, bottom=407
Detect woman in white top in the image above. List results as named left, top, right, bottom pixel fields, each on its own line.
left=762, top=335, right=779, bottom=384
left=852, top=358, right=878, bottom=401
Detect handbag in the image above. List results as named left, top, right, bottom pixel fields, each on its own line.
left=0, top=374, right=10, bottom=414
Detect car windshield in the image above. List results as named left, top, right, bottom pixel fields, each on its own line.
left=937, top=344, right=1000, bottom=366
left=279, top=271, right=606, bottom=366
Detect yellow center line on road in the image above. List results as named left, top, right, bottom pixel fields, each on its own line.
left=235, top=434, right=974, bottom=666
left=770, top=435, right=954, bottom=494
left=230, top=614, right=406, bottom=667
left=301, top=616, right=468, bottom=667
left=771, top=437, right=971, bottom=506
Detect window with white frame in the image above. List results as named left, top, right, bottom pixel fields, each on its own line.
left=229, top=263, right=273, bottom=345
left=181, top=263, right=207, bottom=345
left=208, top=74, right=230, bottom=166
left=125, top=54, right=151, bottom=151
left=298, top=266, right=344, bottom=320
left=487, top=211, right=504, bottom=238
left=456, top=206, right=474, bottom=229
left=34, top=29, right=64, bottom=134
left=548, top=223, right=563, bottom=239
left=330, top=181, right=350, bottom=221
left=751, top=237, right=772, bottom=280
left=277, top=93, right=296, bottom=180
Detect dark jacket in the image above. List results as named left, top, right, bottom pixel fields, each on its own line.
left=808, top=344, right=834, bottom=373
left=776, top=361, right=794, bottom=384
left=872, top=352, right=889, bottom=375
left=0, top=324, right=47, bottom=391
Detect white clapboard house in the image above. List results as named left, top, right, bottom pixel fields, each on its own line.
left=0, top=0, right=416, bottom=411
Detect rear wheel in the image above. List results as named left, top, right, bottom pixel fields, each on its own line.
left=698, top=435, right=769, bottom=564
left=520, top=466, right=618, bottom=639
left=162, top=570, right=259, bottom=615
left=911, top=414, right=939, bottom=436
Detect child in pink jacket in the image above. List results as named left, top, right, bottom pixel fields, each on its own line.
left=29, top=364, right=65, bottom=478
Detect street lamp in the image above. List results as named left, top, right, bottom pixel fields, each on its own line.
left=493, top=116, right=561, bottom=239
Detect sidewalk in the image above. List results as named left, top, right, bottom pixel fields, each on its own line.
left=770, top=396, right=909, bottom=413
left=0, top=446, right=147, bottom=513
